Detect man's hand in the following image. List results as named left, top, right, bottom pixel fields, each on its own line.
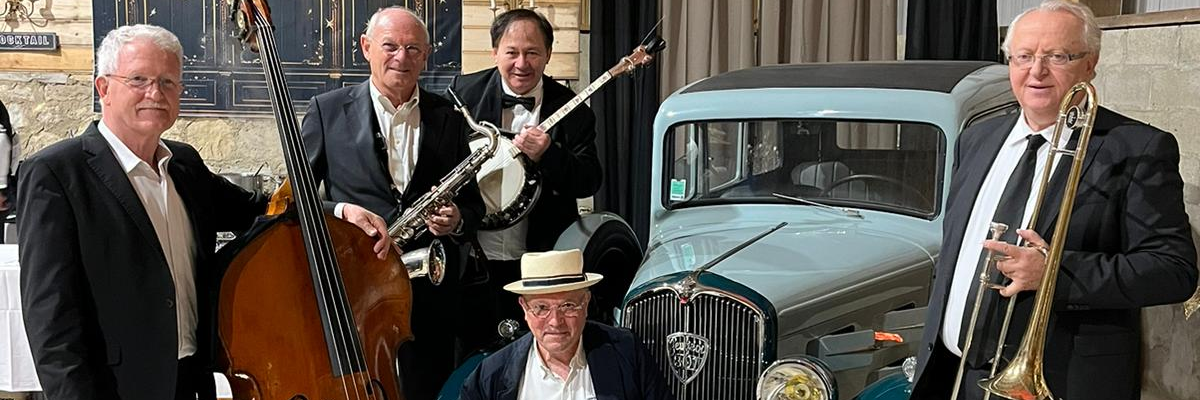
left=984, top=229, right=1050, bottom=297
left=426, top=192, right=462, bottom=237
left=513, top=125, right=550, bottom=162
left=0, top=191, right=8, bottom=212
left=339, top=203, right=393, bottom=260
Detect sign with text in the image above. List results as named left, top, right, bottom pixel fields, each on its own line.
left=0, top=32, right=59, bottom=51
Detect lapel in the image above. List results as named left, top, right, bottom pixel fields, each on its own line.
left=1032, top=108, right=1108, bottom=234
left=583, top=323, right=624, bottom=399
left=407, top=88, right=448, bottom=199
left=497, top=334, right=534, bottom=400
left=345, top=81, right=380, bottom=165
left=479, top=69, right=506, bottom=126
left=944, top=113, right=1018, bottom=261
left=164, top=144, right=207, bottom=259
left=81, top=125, right=167, bottom=261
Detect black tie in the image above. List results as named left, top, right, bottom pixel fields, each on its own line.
left=501, top=93, right=535, bottom=110
left=959, top=133, right=1047, bottom=366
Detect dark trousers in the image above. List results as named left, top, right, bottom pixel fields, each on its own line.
left=175, top=356, right=214, bottom=400
left=457, top=258, right=523, bottom=355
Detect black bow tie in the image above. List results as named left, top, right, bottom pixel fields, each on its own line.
left=501, top=93, right=536, bottom=110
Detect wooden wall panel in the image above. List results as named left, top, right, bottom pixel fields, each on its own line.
left=0, top=0, right=94, bottom=72
left=460, top=0, right=582, bottom=79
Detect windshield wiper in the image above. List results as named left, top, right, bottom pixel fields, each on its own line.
left=771, top=192, right=863, bottom=219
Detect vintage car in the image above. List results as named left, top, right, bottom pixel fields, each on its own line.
left=619, top=61, right=1018, bottom=400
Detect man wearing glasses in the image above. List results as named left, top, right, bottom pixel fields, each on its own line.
left=459, top=249, right=671, bottom=400
left=16, top=24, right=391, bottom=400
left=909, top=1, right=1196, bottom=399
left=299, top=6, right=483, bottom=400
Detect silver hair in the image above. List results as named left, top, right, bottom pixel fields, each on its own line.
left=364, top=6, right=430, bottom=44
left=96, top=24, right=184, bottom=76
left=1002, top=0, right=1102, bottom=57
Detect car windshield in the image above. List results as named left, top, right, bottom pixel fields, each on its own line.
left=665, top=119, right=944, bottom=217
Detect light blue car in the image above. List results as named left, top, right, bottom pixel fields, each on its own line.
left=619, top=61, right=1017, bottom=400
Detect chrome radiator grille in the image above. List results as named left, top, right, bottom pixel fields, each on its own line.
left=624, top=289, right=765, bottom=400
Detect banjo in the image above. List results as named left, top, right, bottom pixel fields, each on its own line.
left=472, top=35, right=666, bottom=231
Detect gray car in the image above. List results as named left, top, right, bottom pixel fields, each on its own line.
left=620, top=61, right=1018, bottom=400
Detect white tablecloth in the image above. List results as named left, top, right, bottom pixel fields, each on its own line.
left=0, top=244, right=39, bottom=392
left=0, top=244, right=231, bottom=397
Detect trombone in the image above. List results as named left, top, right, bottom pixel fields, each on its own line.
left=952, top=81, right=1099, bottom=400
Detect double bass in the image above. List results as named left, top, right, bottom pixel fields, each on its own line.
left=217, top=0, right=411, bottom=398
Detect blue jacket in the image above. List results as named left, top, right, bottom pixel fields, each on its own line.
left=460, top=321, right=674, bottom=400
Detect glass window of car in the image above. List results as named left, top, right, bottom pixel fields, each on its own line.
left=665, top=119, right=944, bottom=217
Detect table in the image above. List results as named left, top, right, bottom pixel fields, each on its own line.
left=0, top=244, right=232, bottom=397
left=0, top=244, right=38, bottom=392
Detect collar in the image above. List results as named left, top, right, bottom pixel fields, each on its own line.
left=369, top=80, right=420, bottom=114
left=1015, top=110, right=1068, bottom=148
left=500, top=77, right=543, bottom=108
left=97, top=120, right=173, bottom=174
left=529, top=336, right=588, bottom=379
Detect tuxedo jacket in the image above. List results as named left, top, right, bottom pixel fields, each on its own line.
left=910, top=108, right=1197, bottom=399
left=459, top=321, right=673, bottom=400
left=300, top=82, right=484, bottom=246
left=17, top=124, right=266, bottom=400
left=449, top=68, right=603, bottom=251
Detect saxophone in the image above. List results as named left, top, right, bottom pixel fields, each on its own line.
left=388, top=89, right=500, bottom=246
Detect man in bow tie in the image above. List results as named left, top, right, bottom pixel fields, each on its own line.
left=448, top=8, right=603, bottom=348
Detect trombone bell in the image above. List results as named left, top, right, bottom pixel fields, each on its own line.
left=401, top=239, right=446, bottom=286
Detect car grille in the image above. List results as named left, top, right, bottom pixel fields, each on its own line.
left=624, top=289, right=765, bottom=400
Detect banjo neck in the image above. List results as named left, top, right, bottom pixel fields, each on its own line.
left=535, top=72, right=613, bottom=133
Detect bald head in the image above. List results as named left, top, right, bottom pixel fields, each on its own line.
left=365, top=6, right=429, bottom=44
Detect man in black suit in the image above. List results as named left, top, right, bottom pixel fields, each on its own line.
left=0, top=98, right=16, bottom=231
left=300, top=6, right=484, bottom=400
left=449, top=8, right=603, bottom=330
left=460, top=249, right=670, bottom=400
left=17, top=25, right=391, bottom=400
left=910, top=2, right=1197, bottom=399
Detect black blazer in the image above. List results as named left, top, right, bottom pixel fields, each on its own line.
left=460, top=321, right=673, bottom=400
left=17, top=124, right=266, bottom=400
left=449, top=68, right=603, bottom=251
left=911, top=108, right=1197, bottom=399
left=301, top=82, right=484, bottom=252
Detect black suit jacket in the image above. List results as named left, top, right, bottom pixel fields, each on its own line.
left=460, top=321, right=673, bottom=400
left=301, top=82, right=484, bottom=252
left=17, top=124, right=266, bottom=400
left=449, top=68, right=603, bottom=251
left=911, top=108, right=1197, bottom=399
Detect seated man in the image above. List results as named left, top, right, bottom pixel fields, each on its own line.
left=460, top=249, right=672, bottom=400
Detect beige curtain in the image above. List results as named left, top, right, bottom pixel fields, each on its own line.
left=660, top=0, right=898, bottom=98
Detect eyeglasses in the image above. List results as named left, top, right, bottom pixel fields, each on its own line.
left=525, top=301, right=585, bottom=319
left=106, top=74, right=183, bottom=93
left=1007, top=52, right=1089, bottom=68
left=377, top=42, right=427, bottom=57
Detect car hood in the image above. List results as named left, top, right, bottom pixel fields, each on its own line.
left=633, top=218, right=936, bottom=310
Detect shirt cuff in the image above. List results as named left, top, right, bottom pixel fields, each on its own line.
left=334, top=202, right=346, bottom=219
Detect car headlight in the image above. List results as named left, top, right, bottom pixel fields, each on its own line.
left=755, top=357, right=837, bottom=400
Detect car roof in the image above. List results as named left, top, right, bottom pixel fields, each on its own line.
left=680, top=60, right=998, bottom=94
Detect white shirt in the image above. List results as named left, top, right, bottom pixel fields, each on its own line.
left=335, top=83, right=422, bottom=218
left=98, top=121, right=198, bottom=360
left=477, top=79, right=543, bottom=261
left=942, top=111, right=1068, bottom=356
left=518, top=338, right=596, bottom=400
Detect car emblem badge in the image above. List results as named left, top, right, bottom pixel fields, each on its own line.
left=666, top=332, right=710, bottom=384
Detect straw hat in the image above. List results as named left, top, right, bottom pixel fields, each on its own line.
left=503, top=249, right=603, bottom=295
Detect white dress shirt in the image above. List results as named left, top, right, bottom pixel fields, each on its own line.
left=335, top=82, right=422, bottom=218
left=942, top=111, right=1068, bottom=356
left=477, top=79, right=543, bottom=261
left=98, top=121, right=198, bottom=360
left=517, top=338, right=596, bottom=400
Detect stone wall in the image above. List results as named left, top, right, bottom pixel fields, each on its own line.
left=1093, top=21, right=1200, bottom=400
left=1, top=73, right=285, bottom=177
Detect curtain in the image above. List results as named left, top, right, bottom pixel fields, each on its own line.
left=661, top=0, right=898, bottom=97
left=589, top=0, right=660, bottom=247
left=905, top=0, right=1000, bottom=61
